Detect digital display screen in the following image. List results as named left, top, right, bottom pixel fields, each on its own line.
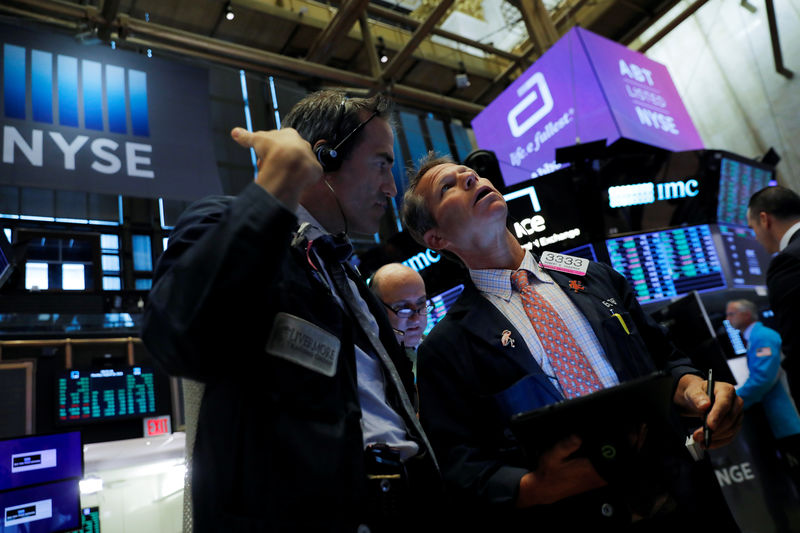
left=716, top=157, right=773, bottom=226
left=68, top=507, right=100, bottom=533
left=0, top=432, right=82, bottom=492
left=57, top=367, right=156, bottom=423
left=424, top=284, right=465, bottom=336
left=722, top=319, right=747, bottom=356
left=716, top=223, right=772, bottom=287
left=0, top=479, right=80, bottom=533
left=606, top=225, right=726, bottom=304
left=472, top=27, right=702, bottom=187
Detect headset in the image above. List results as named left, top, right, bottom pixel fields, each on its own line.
left=314, top=99, right=379, bottom=172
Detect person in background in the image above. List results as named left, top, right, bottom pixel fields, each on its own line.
left=726, top=299, right=800, bottom=469
left=401, top=153, right=743, bottom=532
left=142, top=91, right=440, bottom=532
left=748, top=185, right=800, bottom=407
left=370, top=263, right=430, bottom=350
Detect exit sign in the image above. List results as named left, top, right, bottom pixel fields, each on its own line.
left=143, top=415, right=171, bottom=437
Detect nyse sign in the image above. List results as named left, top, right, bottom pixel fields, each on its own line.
left=3, top=125, right=154, bottom=178
left=0, top=24, right=220, bottom=201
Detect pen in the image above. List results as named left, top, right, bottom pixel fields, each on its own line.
left=703, top=369, right=715, bottom=448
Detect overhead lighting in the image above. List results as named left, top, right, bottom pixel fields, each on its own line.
left=79, top=476, right=103, bottom=494
left=455, top=61, right=471, bottom=89
left=225, top=2, right=235, bottom=21
left=377, top=36, right=389, bottom=64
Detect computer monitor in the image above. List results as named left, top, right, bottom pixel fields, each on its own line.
left=714, top=223, right=772, bottom=288
left=0, top=432, right=82, bottom=491
left=716, top=155, right=774, bottom=227
left=424, top=284, right=465, bottom=336
left=649, top=291, right=735, bottom=384
left=11, top=229, right=102, bottom=292
left=57, top=367, right=157, bottom=424
left=605, top=224, right=726, bottom=304
left=0, top=478, right=81, bottom=533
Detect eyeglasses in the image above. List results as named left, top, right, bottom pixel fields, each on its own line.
left=381, top=300, right=434, bottom=318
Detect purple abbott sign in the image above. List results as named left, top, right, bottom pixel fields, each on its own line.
left=472, top=27, right=703, bottom=187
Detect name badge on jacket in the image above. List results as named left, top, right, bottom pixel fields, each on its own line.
left=266, top=313, right=340, bottom=377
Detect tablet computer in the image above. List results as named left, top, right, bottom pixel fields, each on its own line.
left=509, top=371, right=674, bottom=479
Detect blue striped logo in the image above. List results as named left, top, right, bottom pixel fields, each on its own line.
left=3, top=44, right=149, bottom=137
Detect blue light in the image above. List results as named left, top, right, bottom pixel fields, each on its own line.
left=239, top=70, right=258, bottom=178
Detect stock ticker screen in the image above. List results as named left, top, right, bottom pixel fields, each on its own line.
left=716, top=157, right=773, bottom=226
left=58, top=367, right=156, bottom=423
left=424, top=284, right=465, bottom=336
left=606, top=225, right=726, bottom=304
left=716, top=223, right=772, bottom=288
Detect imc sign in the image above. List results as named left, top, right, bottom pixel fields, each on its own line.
left=472, top=27, right=704, bottom=187
left=1, top=23, right=220, bottom=201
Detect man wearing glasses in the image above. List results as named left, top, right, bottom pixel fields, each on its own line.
left=370, top=263, right=431, bottom=350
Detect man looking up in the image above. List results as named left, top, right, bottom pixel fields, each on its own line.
left=143, top=91, right=439, bottom=532
left=401, top=153, right=742, bottom=531
left=748, top=185, right=800, bottom=405
left=370, top=263, right=430, bottom=349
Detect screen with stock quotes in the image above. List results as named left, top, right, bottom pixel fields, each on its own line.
left=58, top=367, right=156, bottom=423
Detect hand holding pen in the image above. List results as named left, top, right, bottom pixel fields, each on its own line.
left=673, top=372, right=744, bottom=449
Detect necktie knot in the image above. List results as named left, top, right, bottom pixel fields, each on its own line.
left=511, top=270, right=530, bottom=292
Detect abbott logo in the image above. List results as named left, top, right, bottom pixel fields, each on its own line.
left=3, top=44, right=149, bottom=135
left=507, top=72, right=554, bottom=138
left=3, top=43, right=154, bottom=178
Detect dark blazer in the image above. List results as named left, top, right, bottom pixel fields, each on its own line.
left=143, top=183, right=433, bottom=532
left=767, top=230, right=800, bottom=404
left=417, top=258, right=736, bottom=531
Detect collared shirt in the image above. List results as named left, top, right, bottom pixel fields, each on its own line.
left=469, top=251, right=620, bottom=395
left=295, top=206, right=419, bottom=459
left=779, top=221, right=800, bottom=252
left=742, top=322, right=756, bottom=344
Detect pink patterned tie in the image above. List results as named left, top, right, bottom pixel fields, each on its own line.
left=511, top=269, right=602, bottom=399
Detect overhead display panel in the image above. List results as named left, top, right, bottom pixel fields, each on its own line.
left=472, top=27, right=704, bottom=187
left=0, top=23, right=221, bottom=201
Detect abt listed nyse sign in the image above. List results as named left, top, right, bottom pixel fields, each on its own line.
left=3, top=125, right=154, bottom=178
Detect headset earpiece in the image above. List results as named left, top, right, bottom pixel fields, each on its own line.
left=315, top=144, right=342, bottom=172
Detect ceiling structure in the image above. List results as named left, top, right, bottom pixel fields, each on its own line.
left=1, top=0, right=710, bottom=122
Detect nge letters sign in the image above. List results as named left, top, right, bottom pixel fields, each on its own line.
left=1, top=23, right=220, bottom=201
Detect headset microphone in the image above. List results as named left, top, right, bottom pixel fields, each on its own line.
left=315, top=109, right=379, bottom=172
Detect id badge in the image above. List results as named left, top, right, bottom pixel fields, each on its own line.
left=539, top=251, right=589, bottom=276
left=265, top=312, right=340, bottom=377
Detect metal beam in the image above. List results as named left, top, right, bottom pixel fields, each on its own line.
left=636, top=0, right=708, bottom=53
left=619, top=0, right=682, bottom=45
left=515, top=0, right=559, bottom=54
left=98, top=0, right=122, bottom=41
left=305, top=0, right=369, bottom=64
left=363, top=3, right=520, bottom=62
left=358, top=12, right=381, bottom=78
left=381, top=0, right=455, bottom=82
left=764, top=0, right=794, bottom=79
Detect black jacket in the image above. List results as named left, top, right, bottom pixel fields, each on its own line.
left=417, top=258, right=737, bottom=531
left=767, top=230, right=800, bottom=404
left=143, top=183, right=432, bottom=532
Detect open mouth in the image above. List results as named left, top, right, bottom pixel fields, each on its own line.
left=474, top=187, right=494, bottom=205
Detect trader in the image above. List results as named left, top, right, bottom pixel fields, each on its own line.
left=401, top=154, right=742, bottom=531
left=748, top=185, right=800, bottom=406
left=726, top=299, right=800, bottom=470
left=143, top=91, right=439, bottom=532
left=370, top=263, right=430, bottom=350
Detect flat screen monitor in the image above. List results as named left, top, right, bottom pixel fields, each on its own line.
left=606, top=224, right=726, bottom=304
left=0, top=432, right=82, bottom=492
left=69, top=507, right=100, bottom=533
left=0, top=478, right=81, bottom=533
left=12, top=229, right=102, bottom=293
left=424, top=284, right=465, bottom=336
left=714, top=223, right=772, bottom=288
left=716, top=156, right=774, bottom=226
left=648, top=291, right=735, bottom=384
left=57, top=367, right=156, bottom=424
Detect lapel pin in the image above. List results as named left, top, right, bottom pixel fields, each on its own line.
left=568, top=280, right=585, bottom=293
left=501, top=330, right=515, bottom=347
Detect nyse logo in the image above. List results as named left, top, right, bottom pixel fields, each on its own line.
left=507, top=72, right=554, bottom=138
left=2, top=43, right=154, bottom=178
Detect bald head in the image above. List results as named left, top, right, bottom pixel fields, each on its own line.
left=371, top=263, right=428, bottom=348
